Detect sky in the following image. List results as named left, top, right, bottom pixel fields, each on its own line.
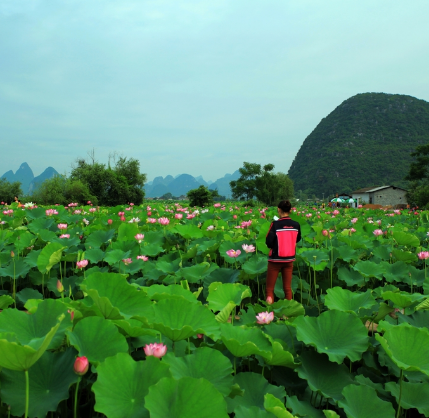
left=1, top=1, right=429, bottom=182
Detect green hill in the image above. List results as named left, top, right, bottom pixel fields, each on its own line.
left=288, top=93, right=429, bottom=196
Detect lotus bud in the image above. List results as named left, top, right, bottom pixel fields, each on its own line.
left=57, top=280, right=64, bottom=293
left=10, top=251, right=14, bottom=258
left=74, top=356, right=89, bottom=375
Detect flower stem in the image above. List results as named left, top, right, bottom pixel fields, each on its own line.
left=74, top=377, right=81, bottom=418
left=24, top=369, right=29, bottom=418
left=396, top=369, right=403, bottom=418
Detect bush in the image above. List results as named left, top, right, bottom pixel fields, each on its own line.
left=187, top=186, right=214, bottom=207
left=0, top=178, right=22, bottom=204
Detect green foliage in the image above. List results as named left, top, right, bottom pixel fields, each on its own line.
left=0, top=178, right=22, bottom=204
left=187, top=185, right=214, bottom=207
left=288, top=93, right=429, bottom=196
left=230, top=162, right=294, bottom=205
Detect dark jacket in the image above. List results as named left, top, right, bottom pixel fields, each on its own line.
left=266, top=216, right=301, bottom=262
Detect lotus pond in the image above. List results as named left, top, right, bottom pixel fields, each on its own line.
left=0, top=202, right=429, bottom=418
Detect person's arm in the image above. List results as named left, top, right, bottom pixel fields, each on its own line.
left=296, top=223, right=302, bottom=243
left=265, top=222, right=276, bottom=248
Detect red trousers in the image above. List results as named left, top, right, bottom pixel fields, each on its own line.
left=266, top=261, right=294, bottom=301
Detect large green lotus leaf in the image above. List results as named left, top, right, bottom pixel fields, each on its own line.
left=286, top=396, right=324, bottom=418
left=93, top=353, right=171, bottom=418
left=0, top=295, right=14, bottom=309
left=385, top=381, right=429, bottom=416
left=67, top=316, right=128, bottom=365
left=117, top=222, right=139, bottom=241
left=398, top=310, right=429, bottom=328
left=37, top=242, right=66, bottom=274
left=235, top=405, right=276, bottom=418
left=324, top=287, right=376, bottom=314
left=337, top=266, right=365, bottom=287
left=85, top=248, right=105, bottom=264
left=207, top=282, right=252, bottom=312
left=393, top=230, right=420, bottom=247
left=147, top=298, right=220, bottom=342
left=143, top=230, right=164, bottom=245
left=141, top=243, right=165, bottom=257
left=13, top=231, right=36, bottom=253
left=392, top=249, right=417, bottom=263
left=85, top=229, right=115, bottom=249
left=163, top=347, right=234, bottom=396
left=16, top=288, right=43, bottom=305
left=353, top=261, right=384, bottom=279
left=220, top=323, right=272, bottom=358
left=0, top=315, right=64, bottom=371
left=80, top=272, right=152, bottom=320
left=264, top=394, right=297, bottom=418
left=27, top=217, right=54, bottom=234
left=271, top=299, right=305, bottom=318
left=372, top=245, right=392, bottom=261
left=381, top=290, right=425, bottom=308
left=0, top=299, right=71, bottom=350
left=338, top=384, right=395, bottom=418
left=380, top=261, right=409, bottom=283
left=294, top=310, right=369, bottom=363
left=145, top=376, right=229, bottom=418
left=156, top=257, right=181, bottom=274
left=334, top=245, right=358, bottom=262
left=103, top=249, right=131, bottom=265
left=177, top=262, right=211, bottom=283
left=323, top=411, right=340, bottom=418
left=23, top=249, right=41, bottom=268
left=145, top=284, right=198, bottom=303
left=0, top=259, right=31, bottom=279
left=375, top=324, right=429, bottom=375
left=174, top=224, right=204, bottom=240
left=0, top=348, right=78, bottom=418
left=113, top=319, right=160, bottom=338
left=227, top=372, right=286, bottom=413
left=299, top=249, right=329, bottom=271
left=296, top=351, right=354, bottom=400
left=242, top=254, right=268, bottom=275
left=260, top=334, right=299, bottom=368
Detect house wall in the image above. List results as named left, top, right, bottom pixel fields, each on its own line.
left=371, top=188, right=407, bottom=206
left=352, top=193, right=370, bottom=204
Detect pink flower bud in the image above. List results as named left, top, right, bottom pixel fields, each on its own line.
left=57, top=280, right=64, bottom=293
left=107, top=219, right=113, bottom=225
left=144, top=343, right=167, bottom=358
left=74, top=356, right=89, bottom=375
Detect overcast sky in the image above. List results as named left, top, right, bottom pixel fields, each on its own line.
left=1, top=0, right=428, bottom=182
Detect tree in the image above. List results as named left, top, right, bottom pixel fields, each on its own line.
left=230, top=162, right=295, bottom=206
left=187, top=185, right=214, bottom=207
left=405, top=144, right=429, bottom=207
left=0, top=178, right=22, bottom=204
left=70, top=155, right=146, bottom=206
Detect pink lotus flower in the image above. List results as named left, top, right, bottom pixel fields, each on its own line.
left=118, top=211, right=125, bottom=216
left=122, top=258, right=132, bottom=265
left=350, top=228, right=356, bottom=233
left=358, top=204, right=363, bottom=208
left=418, top=251, right=429, bottom=260
left=45, top=209, right=58, bottom=216
left=147, top=218, right=157, bottom=223
left=226, top=249, right=241, bottom=258
left=89, top=208, right=96, bottom=213
left=175, top=213, right=183, bottom=219
left=256, top=311, right=274, bottom=324
left=135, top=233, right=144, bottom=243
left=242, top=244, right=255, bottom=253
left=213, top=203, right=221, bottom=208
left=58, top=223, right=68, bottom=230
left=207, top=225, right=215, bottom=231
left=120, top=216, right=126, bottom=221
left=147, top=211, right=152, bottom=216
left=241, top=220, right=252, bottom=229
left=333, top=210, right=340, bottom=215
left=306, top=213, right=312, bottom=218
left=68, top=310, right=75, bottom=321
left=74, top=210, right=81, bottom=215
left=74, top=356, right=89, bottom=375
left=59, top=234, right=70, bottom=239
left=137, top=255, right=149, bottom=261
left=233, top=215, right=237, bottom=219
left=158, top=217, right=170, bottom=225
left=107, top=219, right=113, bottom=225
left=76, top=260, right=89, bottom=269
left=144, top=343, right=167, bottom=358
left=351, top=218, right=358, bottom=224
left=373, top=229, right=383, bottom=236
left=322, top=230, right=329, bottom=237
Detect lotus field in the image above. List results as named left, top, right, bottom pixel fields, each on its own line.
left=1, top=202, right=429, bottom=418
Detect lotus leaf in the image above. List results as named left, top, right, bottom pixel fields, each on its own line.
left=80, top=272, right=152, bottom=320
left=324, top=287, right=376, bottom=314
left=382, top=290, right=424, bottom=308
left=163, top=347, right=234, bottom=395
left=0, top=259, right=31, bottom=279
left=145, top=284, right=198, bottom=303
left=93, top=353, right=171, bottom=418
left=242, top=254, right=268, bottom=275
left=353, top=260, right=384, bottom=279
left=147, top=298, right=220, bottom=341
left=385, top=381, right=429, bottom=416
left=338, top=384, right=395, bottom=418
left=286, top=396, right=324, bottom=418
left=145, top=377, right=229, bottom=418
left=264, top=394, right=297, bottom=418
left=37, top=242, right=66, bottom=274
left=0, top=349, right=79, bottom=418
left=235, top=405, right=276, bottom=418
left=296, top=351, right=354, bottom=400
left=337, top=267, right=365, bottom=287
left=67, top=316, right=128, bottom=365
left=375, top=324, right=429, bottom=375
left=177, top=262, right=211, bottom=283
left=294, top=310, right=369, bottom=363
left=227, top=372, right=286, bottom=413
left=208, top=282, right=252, bottom=312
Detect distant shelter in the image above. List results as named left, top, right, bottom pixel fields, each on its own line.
left=351, top=186, right=407, bottom=207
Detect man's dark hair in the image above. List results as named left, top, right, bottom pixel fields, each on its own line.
left=278, top=200, right=292, bottom=213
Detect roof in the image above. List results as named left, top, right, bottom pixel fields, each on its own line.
left=352, top=185, right=407, bottom=194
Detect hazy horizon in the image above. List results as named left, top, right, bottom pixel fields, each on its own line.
left=1, top=1, right=429, bottom=181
